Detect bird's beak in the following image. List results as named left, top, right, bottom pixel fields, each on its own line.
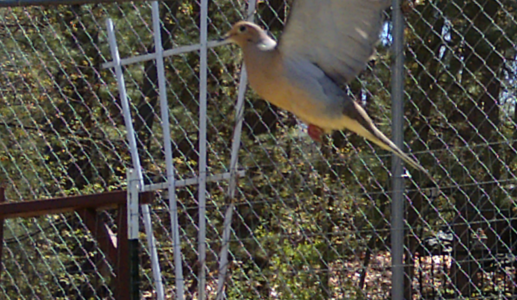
left=219, top=32, right=232, bottom=44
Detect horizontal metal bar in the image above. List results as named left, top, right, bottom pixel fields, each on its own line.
left=0, top=0, right=145, bottom=7
left=102, top=40, right=229, bottom=69
left=141, top=170, right=245, bottom=192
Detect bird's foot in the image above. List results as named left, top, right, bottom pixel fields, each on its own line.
left=307, top=124, right=325, bottom=142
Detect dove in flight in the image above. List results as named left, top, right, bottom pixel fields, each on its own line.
left=221, top=0, right=429, bottom=175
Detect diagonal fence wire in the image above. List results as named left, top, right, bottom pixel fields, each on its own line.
left=0, top=0, right=516, bottom=299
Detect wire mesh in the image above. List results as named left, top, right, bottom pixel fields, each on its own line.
left=0, top=0, right=516, bottom=299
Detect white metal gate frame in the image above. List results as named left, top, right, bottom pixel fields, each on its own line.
left=103, top=1, right=257, bottom=299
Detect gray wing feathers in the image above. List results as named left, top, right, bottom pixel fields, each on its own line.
left=279, top=0, right=390, bottom=83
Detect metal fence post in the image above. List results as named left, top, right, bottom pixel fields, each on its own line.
left=215, top=2, right=257, bottom=298
left=391, top=0, right=406, bottom=299
left=127, top=169, right=140, bottom=300
left=149, top=2, right=185, bottom=299
left=106, top=18, right=165, bottom=300
left=198, top=0, right=209, bottom=298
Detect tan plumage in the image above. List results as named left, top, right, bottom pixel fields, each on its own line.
left=222, top=0, right=430, bottom=177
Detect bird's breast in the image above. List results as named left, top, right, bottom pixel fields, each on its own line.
left=247, top=68, right=293, bottom=110
left=248, top=74, right=340, bottom=129
left=249, top=76, right=337, bottom=129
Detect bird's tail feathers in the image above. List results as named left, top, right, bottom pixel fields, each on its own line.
left=360, top=125, right=432, bottom=180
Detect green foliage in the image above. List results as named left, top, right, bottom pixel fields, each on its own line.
left=1, top=0, right=516, bottom=299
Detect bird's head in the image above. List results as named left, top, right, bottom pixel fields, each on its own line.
left=221, top=21, right=276, bottom=50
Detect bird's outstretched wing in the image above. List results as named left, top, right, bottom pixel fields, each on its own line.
left=278, top=0, right=390, bottom=83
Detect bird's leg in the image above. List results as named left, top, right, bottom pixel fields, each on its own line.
left=307, top=124, right=325, bottom=142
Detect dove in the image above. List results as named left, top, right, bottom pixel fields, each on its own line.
left=222, top=0, right=429, bottom=175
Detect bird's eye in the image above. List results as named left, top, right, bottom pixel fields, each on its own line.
left=238, top=25, right=247, bottom=33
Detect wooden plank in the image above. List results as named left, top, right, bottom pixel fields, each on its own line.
left=77, top=208, right=118, bottom=268
left=117, top=203, right=130, bottom=300
left=0, top=191, right=152, bottom=219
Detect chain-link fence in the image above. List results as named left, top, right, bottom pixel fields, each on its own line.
left=1, top=0, right=516, bottom=299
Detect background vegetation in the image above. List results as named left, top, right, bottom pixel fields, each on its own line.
left=0, top=0, right=516, bottom=299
